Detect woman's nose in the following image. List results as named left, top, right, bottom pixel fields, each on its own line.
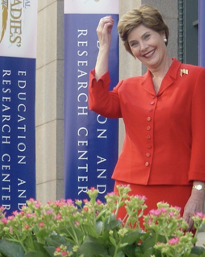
left=139, top=41, right=148, bottom=52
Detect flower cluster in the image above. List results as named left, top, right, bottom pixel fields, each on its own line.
left=0, top=185, right=204, bottom=257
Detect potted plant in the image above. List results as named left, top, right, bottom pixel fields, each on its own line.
left=0, top=185, right=204, bottom=257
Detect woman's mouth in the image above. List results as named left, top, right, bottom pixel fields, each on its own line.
left=143, top=49, right=155, bottom=58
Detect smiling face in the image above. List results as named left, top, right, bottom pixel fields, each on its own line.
left=127, top=24, right=168, bottom=70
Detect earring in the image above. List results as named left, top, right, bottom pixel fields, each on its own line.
left=164, top=38, right=167, bottom=43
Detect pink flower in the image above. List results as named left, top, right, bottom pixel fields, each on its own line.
left=35, top=203, right=41, bottom=208
left=38, top=222, right=44, bottom=227
left=56, top=214, right=61, bottom=220
left=24, top=224, right=29, bottom=229
left=169, top=212, right=175, bottom=217
left=96, top=199, right=102, bottom=204
left=61, top=251, right=68, bottom=256
left=54, top=201, right=63, bottom=207
left=160, top=207, right=167, bottom=213
left=12, top=211, right=18, bottom=216
left=1, top=217, right=7, bottom=224
left=26, top=213, right=32, bottom=218
left=66, top=199, right=74, bottom=205
left=83, top=207, right=89, bottom=212
left=119, top=184, right=130, bottom=188
left=0, top=206, right=4, bottom=212
left=168, top=237, right=179, bottom=245
left=9, top=226, right=13, bottom=233
left=148, top=217, right=153, bottom=226
left=46, top=210, right=53, bottom=215
left=196, top=212, right=205, bottom=219
left=135, top=194, right=147, bottom=200
left=28, top=198, right=35, bottom=202
left=173, top=206, right=181, bottom=211
left=83, top=199, right=88, bottom=203
left=149, top=209, right=161, bottom=216
left=75, top=221, right=80, bottom=226
left=8, top=216, right=14, bottom=221
left=107, top=192, right=116, bottom=196
left=56, top=247, right=61, bottom=252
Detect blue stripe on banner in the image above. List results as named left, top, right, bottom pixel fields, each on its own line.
left=64, top=14, right=119, bottom=201
left=0, top=56, right=36, bottom=215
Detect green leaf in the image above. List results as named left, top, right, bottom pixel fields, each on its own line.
left=116, top=251, right=125, bottom=257
left=24, top=251, right=49, bottom=257
left=61, top=226, right=84, bottom=245
left=43, top=246, right=56, bottom=257
left=79, top=239, right=108, bottom=257
left=83, top=224, right=98, bottom=238
left=0, top=239, right=24, bottom=257
left=33, top=241, right=47, bottom=252
left=123, top=244, right=137, bottom=257
left=45, top=235, right=73, bottom=252
left=191, top=246, right=205, bottom=255
left=142, top=247, right=155, bottom=257
left=46, top=235, right=68, bottom=247
left=104, top=219, right=121, bottom=231
left=32, top=227, right=49, bottom=244
left=187, top=254, right=205, bottom=257
left=140, top=235, right=156, bottom=252
left=96, top=221, right=103, bottom=235
left=121, top=230, right=143, bottom=245
left=108, top=245, right=115, bottom=257
left=109, top=236, right=116, bottom=247
left=23, top=236, right=36, bottom=251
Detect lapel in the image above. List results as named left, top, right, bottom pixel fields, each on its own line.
left=140, top=58, right=182, bottom=96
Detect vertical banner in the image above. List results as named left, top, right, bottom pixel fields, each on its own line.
left=64, top=0, right=119, bottom=201
left=0, top=1, right=37, bottom=215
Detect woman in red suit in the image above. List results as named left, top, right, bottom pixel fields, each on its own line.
left=88, top=4, right=205, bottom=230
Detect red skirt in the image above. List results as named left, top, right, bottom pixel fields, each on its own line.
left=114, top=180, right=192, bottom=221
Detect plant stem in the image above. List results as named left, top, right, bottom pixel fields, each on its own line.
left=113, top=241, right=121, bottom=257
left=8, top=237, right=27, bottom=253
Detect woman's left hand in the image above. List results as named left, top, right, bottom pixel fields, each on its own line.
left=183, top=186, right=205, bottom=230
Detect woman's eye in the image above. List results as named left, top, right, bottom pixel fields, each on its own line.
left=130, top=42, right=138, bottom=47
left=144, top=34, right=150, bottom=39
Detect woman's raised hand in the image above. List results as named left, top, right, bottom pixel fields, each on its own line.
left=95, top=16, right=114, bottom=80
left=96, top=16, right=114, bottom=51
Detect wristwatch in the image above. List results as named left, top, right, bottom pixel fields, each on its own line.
left=193, top=184, right=205, bottom=191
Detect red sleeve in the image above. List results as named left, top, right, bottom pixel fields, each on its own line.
left=189, top=67, right=205, bottom=182
left=88, top=69, right=122, bottom=118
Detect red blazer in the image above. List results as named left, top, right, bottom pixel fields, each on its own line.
left=88, top=58, right=205, bottom=185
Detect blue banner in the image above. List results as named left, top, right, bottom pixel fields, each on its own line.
left=198, top=0, right=205, bottom=67
left=64, top=0, right=119, bottom=201
left=0, top=1, right=37, bottom=215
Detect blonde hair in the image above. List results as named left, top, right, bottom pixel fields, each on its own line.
left=118, top=5, right=169, bottom=56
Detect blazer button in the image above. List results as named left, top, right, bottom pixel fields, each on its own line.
left=147, top=145, right=152, bottom=149
left=149, top=108, right=153, bottom=112
left=147, top=117, right=152, bottom=121
left=147, top=126, right=151, bottom=131
left=145, top=162, right=150, bottom=167
left=146, top=135, right=151, bottom=140
left=146, top=153, right=151, bottom=157
left=150, top=101, right=155, bottom=105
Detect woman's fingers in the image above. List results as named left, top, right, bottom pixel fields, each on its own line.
left=96, top=16, right=114, bottom=38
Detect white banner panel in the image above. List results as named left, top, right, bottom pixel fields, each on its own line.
left=0, top=0, right=38, bottom=58
left=64, top=0, right=119, bottom=14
